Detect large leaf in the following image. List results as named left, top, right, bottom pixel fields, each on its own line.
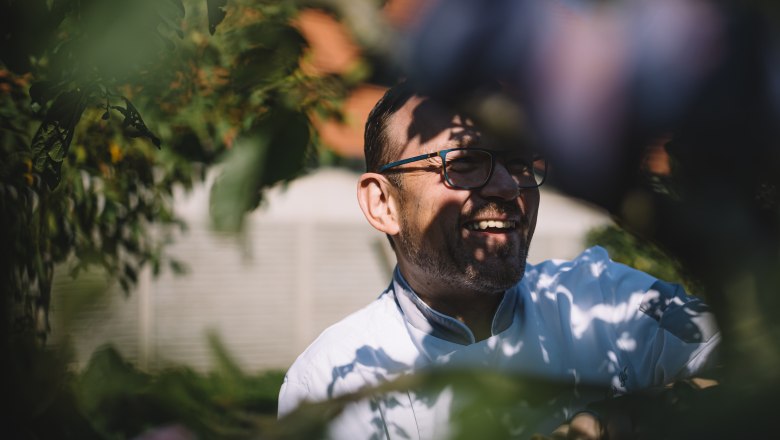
left=207, top=0, right=228, bottom=35
left=258, top=109, right=311, bottom=186
left=209, top=133, right=270, bottom=232
left=31, top=88, right=88, bottom=189
left=0, top=0, right=70, bottom=74
left=61, top=0, right=185, bottom=82
left=209, top=108, right=311, bottom=232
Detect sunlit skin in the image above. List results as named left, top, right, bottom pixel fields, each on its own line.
left=358, top=96, right=540, bottom=341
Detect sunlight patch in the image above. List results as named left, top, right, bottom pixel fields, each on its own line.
left=616, top=331, right=637, bottom=351
left=589, top=260, right=607, bottom=277
left=538, top=273, right=558, bottom=289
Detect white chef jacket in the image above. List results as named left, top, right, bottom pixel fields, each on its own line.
left=278, top=246, right=719, bottom=439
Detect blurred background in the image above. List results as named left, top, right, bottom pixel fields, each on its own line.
left=5, top=0, right=773, bottom=438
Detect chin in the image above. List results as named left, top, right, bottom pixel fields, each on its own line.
left=464, top=261, right=526, bottom=293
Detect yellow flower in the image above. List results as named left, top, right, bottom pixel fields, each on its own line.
left=109, top=142, right=123, bottom=163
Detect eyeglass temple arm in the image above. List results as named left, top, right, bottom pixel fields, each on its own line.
left=378, top=152, right=440, bottom=172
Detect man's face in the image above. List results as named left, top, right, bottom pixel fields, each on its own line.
left=387, top=96, right=540, bottom=295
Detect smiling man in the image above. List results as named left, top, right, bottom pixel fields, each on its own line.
left=277, top=82, right=719, bottom=439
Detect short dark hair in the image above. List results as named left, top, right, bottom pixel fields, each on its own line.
left=363, top=81, right=418, bottom=173
left=363, top=81, right=419, bottom=250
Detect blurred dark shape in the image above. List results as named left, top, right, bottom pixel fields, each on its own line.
left=0, top=0, right=70, bottom=73
left=133, top=424, right=196, bottom=440
left=405, top=0, right=780, bottom=436
left=405, top=0, right=769, bottom=210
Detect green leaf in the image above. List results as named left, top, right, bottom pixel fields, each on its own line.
left=238, top=22, right=305, bottom=49
left=207, top=0, right=228, bottom=36
left=258, top=109, right=311, bottom=186
left=161, top=0, right=186, bottom=20
left=209, top=132, right=269, bottom=232
left=111, top=97, right=161, bottom=148
left=29, top=81, right=60, bottom=107
left=168, top=259, right=188, bottom=275
left=31, top=88, right=88, bottom=189
left=231, top=46, right=276, bottom=90
left=209, top=108, right=311, bottom=232
left=156, top=0, right=186, bottom=39
left=123, top=264, right=138, bottom=283
left=230, top=23, right=306, bottom=90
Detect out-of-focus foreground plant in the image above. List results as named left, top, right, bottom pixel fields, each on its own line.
left=75, top=335, right=285, bottom=439
left=396, top=0, right=780, bottom=436
left=1, top=0, right=362, bottom=436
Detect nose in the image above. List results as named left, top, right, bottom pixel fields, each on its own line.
left=479, top=161, right=521, bottom=200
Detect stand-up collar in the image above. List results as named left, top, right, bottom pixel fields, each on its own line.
left=392, top=267, right=518, bottom=345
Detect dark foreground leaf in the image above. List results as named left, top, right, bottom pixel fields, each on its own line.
left=111, top=97, right=162, bottom=148
left=31, top=88, right=88, bottom=189
left=207, top=0, right=228, bottom=35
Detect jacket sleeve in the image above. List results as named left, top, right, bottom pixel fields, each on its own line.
left=584, top=247, right=720, bottom=389
left=530, top=246, right=721, bottom=391
left=627, top=278, right=720, bottom=387
left=277, top=374, right=310, bottom=418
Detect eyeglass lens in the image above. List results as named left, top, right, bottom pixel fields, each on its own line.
left=443, top=149, right=545, bottom=189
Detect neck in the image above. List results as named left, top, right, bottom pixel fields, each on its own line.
left=422, top=290, right=504, bottom=342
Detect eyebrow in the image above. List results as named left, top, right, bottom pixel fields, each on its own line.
left=440, top=138, right=481, bottom=150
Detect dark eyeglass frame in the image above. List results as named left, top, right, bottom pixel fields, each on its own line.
left=377, top=147, right=547, bottom=190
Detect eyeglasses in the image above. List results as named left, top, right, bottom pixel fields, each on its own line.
left=378, top=148, right=547, bottom=190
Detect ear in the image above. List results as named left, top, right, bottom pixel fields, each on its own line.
left=357, top=173, right=400, bottom=236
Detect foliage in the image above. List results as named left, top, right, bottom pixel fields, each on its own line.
left=0, top=0, right=360, bottom=342
left=1, top=0, right=364, bottom=436
left=585, top=225, right=704, bottom=297
left=4, top=336, right=102, bottom=439
left=75, top=337, right=284, bottom=439
left=271, top=368, right=733, bottom=440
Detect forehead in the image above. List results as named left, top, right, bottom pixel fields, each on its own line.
left=387, top=96, right=482, bottom=156
left=386, top=95, right=529, bottom=160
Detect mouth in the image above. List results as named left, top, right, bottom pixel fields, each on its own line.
left=463, top=219, right=519, bottom=232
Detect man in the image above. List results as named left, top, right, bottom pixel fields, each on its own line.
left=278, top=81, right=719, bottom=439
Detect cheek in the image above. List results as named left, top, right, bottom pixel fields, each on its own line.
left=520, top=191, right=541, bottom=237
left=416, top=190, right=462, bottom=226
left=520, top=190, right=540, bottom=217
left=400, top=176, right=466, bottom=236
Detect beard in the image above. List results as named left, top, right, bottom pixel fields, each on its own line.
left=395, top=201, right=530, bottom=294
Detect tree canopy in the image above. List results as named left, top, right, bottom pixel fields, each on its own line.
left=1, top=0, right=363, bottom=343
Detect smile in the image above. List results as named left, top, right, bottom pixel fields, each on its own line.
left=464, top=220, right=518, bottom=231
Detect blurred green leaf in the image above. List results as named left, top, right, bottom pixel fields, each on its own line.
left=258, top=108, right=311, bottom=186
left=231, top=23, right=306, bottom=90
left=209, top=107, right=311, bottom=232
left=207, top=0, right=228, bottom=35
left=157, top=0, right=187, bottom=39
left=209, top=132, right=269, bottom=232
left=75, top=340, right=285, bottom=439
left=29, top=80, right=61, bottom=108
left=168, top=258, right=189, bottom=275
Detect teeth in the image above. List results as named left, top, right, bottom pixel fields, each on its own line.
left=468, top=220, right=517, bottom=231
